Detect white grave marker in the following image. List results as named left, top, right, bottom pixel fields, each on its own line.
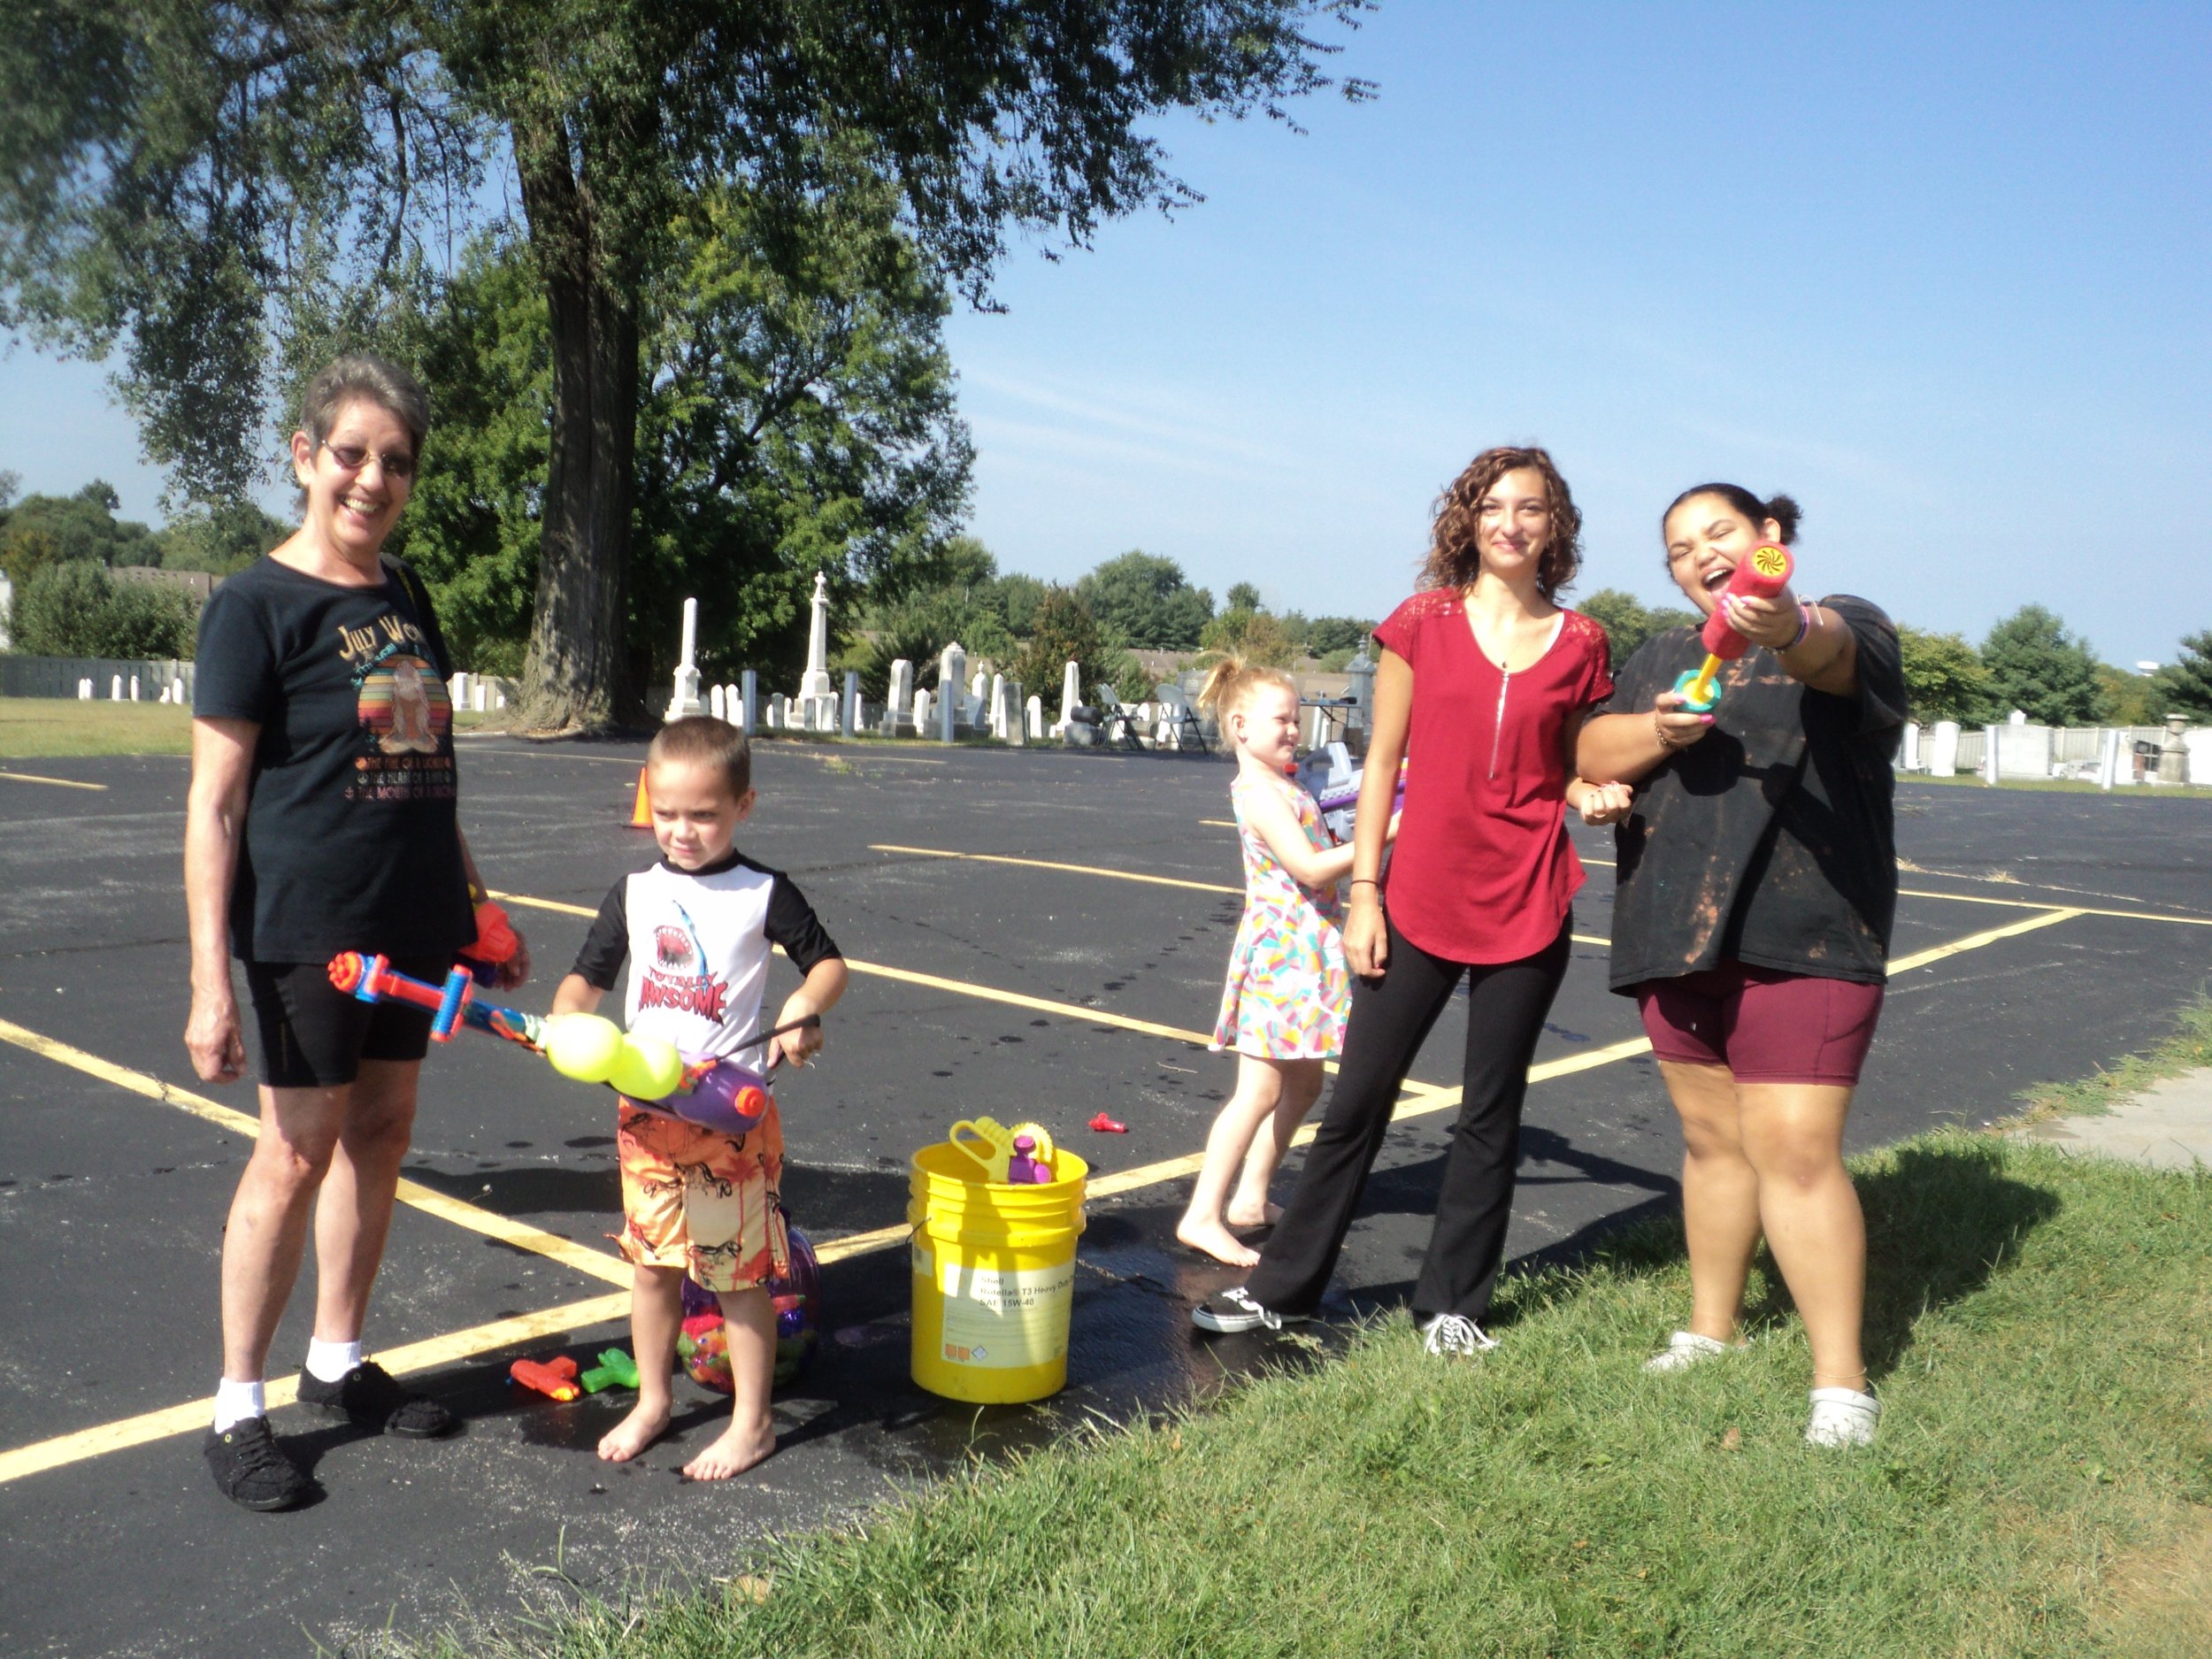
left=1929, top=720, right=1960, bottom=777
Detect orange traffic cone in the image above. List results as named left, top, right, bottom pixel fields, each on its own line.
left=629, top=767, right=651, bottom=828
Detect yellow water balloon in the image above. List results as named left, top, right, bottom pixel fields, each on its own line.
left=542, top=1014, right=626, bottom=1084
left=609, top=1032, right=685, bottom=1101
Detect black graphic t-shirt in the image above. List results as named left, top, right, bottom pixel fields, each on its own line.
left=193, top=555, right=472, bottom=964
left=572, top=852, right=841, bottom=1062
left=1595, top=594, right=1906, bottom=992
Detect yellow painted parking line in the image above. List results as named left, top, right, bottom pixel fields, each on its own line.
left=1594, top=855, right=2208, bottom=928
left=869, top=848, right=1613, bottom=946
left=0, top=1217, right=922, bottom=1486
left=814, top=1221, right=911, bottom=1262
left=491, top=889, right=597, bottom=918
left=0, top=769, right=108, bottom=790
left=1886, top=907, right=2082, bottom=971
left=1087, top=1034, right=1666, bottom=1197
left=872, top=842, right=1243, bottom=896
left=0, top=1292, right=634, bottom=1487
left=496, top=889, right=1258, bottom=1051
left=1895, top=887, right=2212, bottom=928
left=0, top=1018, right=633, bottom=1288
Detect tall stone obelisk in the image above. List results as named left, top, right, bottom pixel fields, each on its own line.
left=664, top=596, right=704, bottom=720
left=796, top=571, right=833, bottom=711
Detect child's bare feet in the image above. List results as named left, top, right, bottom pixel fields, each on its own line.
left=1224, top=1200, right=1283, bottom=1230
left=1176, top=1216, right=1261, bottom=1267
left=682, top=1417, right=776, bottom=1479
left=596, top=1400, right=670, bottom=1463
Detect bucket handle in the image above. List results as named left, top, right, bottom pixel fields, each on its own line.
left=945, top=1118, right=1010, bottom=1179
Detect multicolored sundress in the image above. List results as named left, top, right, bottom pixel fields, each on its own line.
left=1210, top=772, right=1351, bottom=1059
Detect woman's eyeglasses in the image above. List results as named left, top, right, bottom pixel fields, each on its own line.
left=319, top=439, right=418, bottom=480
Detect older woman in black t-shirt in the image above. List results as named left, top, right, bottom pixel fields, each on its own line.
left=1578, top=484, right=1903, bottom=1450
left=184, top=355, right=528, bottom=1510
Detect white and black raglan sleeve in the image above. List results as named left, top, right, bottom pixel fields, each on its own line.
left=764, top=872, right=841, bottom=974
left=569, top=877, right=632, bottom=992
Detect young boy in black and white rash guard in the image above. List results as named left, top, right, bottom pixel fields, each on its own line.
left=551, top=717, right=847, bottom=1479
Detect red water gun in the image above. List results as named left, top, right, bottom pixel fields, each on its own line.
left=1674, top=541, right=1796, bottom=712
left=458, top=900, right=520, bottom=979
left=508, top=1356, right=580, bottom=1402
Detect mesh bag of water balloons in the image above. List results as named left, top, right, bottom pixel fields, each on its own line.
left=677, top=1224, right=822, bottom=1390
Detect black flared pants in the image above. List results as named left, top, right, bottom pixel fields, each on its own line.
left=1241, top=911, right=1572, bottom=1322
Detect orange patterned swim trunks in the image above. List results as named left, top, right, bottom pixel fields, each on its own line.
left=613, top=1095, right=789, bottom=1293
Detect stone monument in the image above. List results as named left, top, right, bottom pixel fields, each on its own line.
left=796, top=571, right=833, bottom=706
left=1057, top=659, right=1081, bottom=734
left=664, top=596, right=705, bottom=720
left=2160, top=711, right=2190, bottom=785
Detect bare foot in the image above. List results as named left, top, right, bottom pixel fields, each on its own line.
left=596, top=1399, right=670, bottom=1463
left=1175, top=1217, right=1261, bottom=1267
left=682, top=1417, right=776, bottom=1479
left=1224, top=1201, right=1283, bottom=1231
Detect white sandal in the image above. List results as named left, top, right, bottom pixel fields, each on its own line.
left=1804, top=1387, right=1881, bottom=1447
left=1641, top=1330, right=1732, bottom=1373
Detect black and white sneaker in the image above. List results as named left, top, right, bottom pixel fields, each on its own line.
left=296, top=1360, right=456, bottom=1438
left=1192, top=1286, right=1310, bottom=1334
left=204, top=1416, right=315, bottom=1512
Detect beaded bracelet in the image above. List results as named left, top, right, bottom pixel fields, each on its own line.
left=1784, top=602, right=1816, bottom=651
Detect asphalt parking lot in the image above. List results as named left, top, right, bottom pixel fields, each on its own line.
left=2, top=737, right=2208, bottom=1656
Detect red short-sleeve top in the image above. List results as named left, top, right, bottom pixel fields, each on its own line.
left=1371, top=593, right=1614, bottom=964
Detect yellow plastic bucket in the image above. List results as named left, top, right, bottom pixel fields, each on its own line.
left=908, top=1139, right=1088, bottom=1404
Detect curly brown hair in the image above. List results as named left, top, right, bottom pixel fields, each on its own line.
left=1419, top=445, right=1582, bottom=598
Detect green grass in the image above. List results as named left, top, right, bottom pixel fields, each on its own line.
left=0, top=695, right=195, bottom=757
left=0, top=695, right=510, bottom=758
left=402, top=1125, right=2212, bottom=1659
left=1909, top=771, right=2212, bottom=798
left=2007, top=997, right=2212, bottom=1125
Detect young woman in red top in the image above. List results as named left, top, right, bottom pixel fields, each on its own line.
left=1194, top=447, right=1632, bottom=1349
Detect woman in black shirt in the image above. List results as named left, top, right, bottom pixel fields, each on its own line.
left=185, top=355, right=529, bottom=1509
left=1578, top=484, right=1903, bottom=1448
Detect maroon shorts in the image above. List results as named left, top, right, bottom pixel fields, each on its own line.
left=1633, top=961, right=1885, bottom=1086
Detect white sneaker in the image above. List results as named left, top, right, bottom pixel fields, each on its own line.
left=1642, top=1330, right=1732, bottom=1374
left=1804, top=1387, right=1880, bottom=1448
left=1420, top=1313, right=1497, bottom=1357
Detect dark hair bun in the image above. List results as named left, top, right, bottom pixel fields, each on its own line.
left=1762, top=493, right=1803, bottom=544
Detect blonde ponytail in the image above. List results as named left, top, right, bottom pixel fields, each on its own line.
left=1195, top=654, right=1298, bottom=749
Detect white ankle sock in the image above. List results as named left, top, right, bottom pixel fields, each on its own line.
left=213, top=1378, right=266, bottom=1433
left=305, top=1338, right=365, bottom=1382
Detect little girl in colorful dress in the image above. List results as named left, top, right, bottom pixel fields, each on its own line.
left=1176, top=657, right=1394, bottom=1267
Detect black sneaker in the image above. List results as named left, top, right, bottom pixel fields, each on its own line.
left=1191, top=1286, right=1311, bottom=1334
left=204, top=1416, right=314, bottom=1512
left=296, top=1360, right=456, bottom=1438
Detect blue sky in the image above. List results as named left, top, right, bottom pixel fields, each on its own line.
left=5, top=2, right=2206, bottom=665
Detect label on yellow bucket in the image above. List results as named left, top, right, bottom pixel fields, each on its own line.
left=937, top=1258, right=1076, bottom=1369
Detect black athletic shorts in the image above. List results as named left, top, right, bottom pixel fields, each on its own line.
left=243, top=956, right=447, bottom=1089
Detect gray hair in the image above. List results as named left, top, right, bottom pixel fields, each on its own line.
left=301, top=354, right=430, bottom=460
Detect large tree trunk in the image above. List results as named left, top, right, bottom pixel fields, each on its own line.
left=515, top=126, right=640, bottom=733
